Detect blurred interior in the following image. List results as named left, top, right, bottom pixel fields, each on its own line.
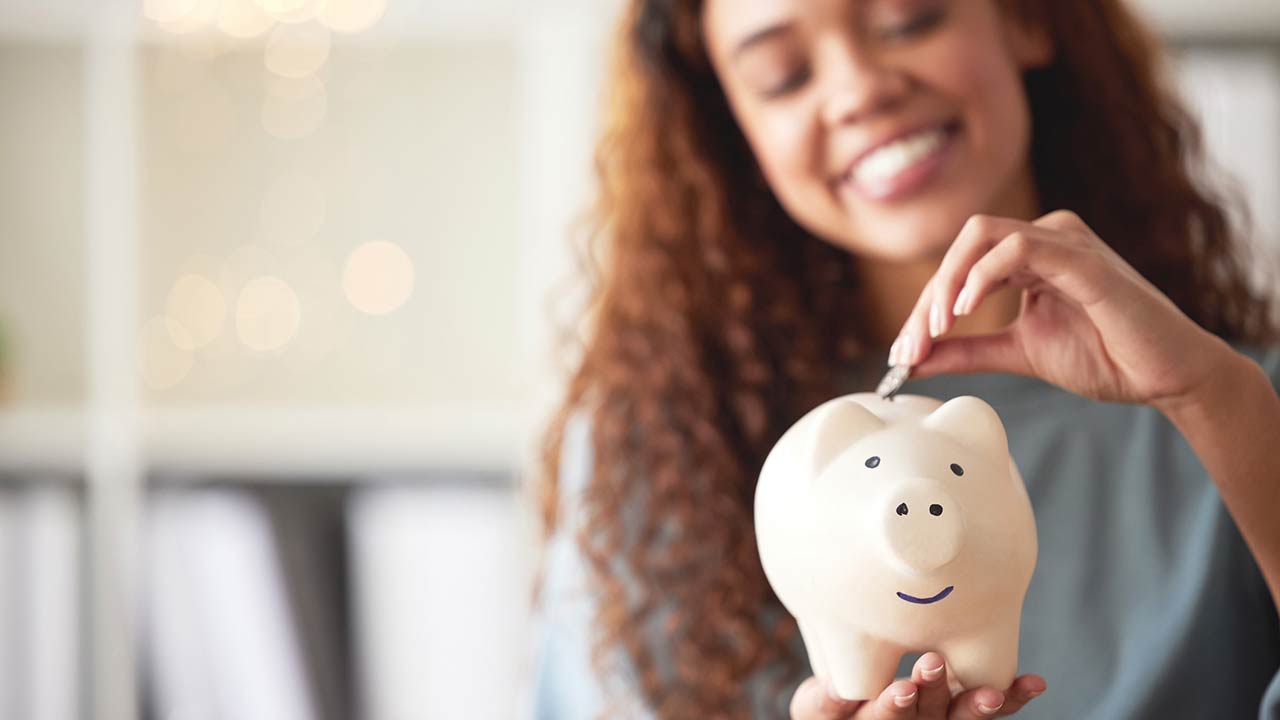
left=0, top=0, right=1276, bottom=718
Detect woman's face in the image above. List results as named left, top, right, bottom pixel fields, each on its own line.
left=701, top=0, right=1051, bottom=261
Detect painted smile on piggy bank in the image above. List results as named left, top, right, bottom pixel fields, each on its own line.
left=897, top=585, right=955, bottom=604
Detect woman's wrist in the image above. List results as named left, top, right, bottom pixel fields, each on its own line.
left=1151, top=337, right=1280, bottom=611
left=1149, top=333, right=1260, bottom=426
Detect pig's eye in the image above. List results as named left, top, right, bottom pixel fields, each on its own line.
left=950, top=463, right=964, bottom=476
left=865, top=456, right=881, bottom=468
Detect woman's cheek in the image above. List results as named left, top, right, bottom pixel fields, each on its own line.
left=756, top=112, right=822, bottom=205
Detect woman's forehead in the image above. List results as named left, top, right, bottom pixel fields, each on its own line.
left=701, top=0, right=885, bottom=61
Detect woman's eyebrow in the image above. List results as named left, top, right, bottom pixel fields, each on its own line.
left=731, top=20, right=796, bottom=63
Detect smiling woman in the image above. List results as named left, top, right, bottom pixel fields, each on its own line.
left=530, top=0, right=1280, bottom=718
left=706, top=0, right=1050, bottom=259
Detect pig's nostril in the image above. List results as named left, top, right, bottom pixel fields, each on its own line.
left=896, top=503, right=908, bottom=516
left=929, top=504, right=943, bottom=516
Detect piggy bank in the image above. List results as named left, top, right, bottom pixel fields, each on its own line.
left=755, top=392, right=1036, bottom=701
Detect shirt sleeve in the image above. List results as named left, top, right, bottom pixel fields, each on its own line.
left=527, top=412, right=654, bottom=720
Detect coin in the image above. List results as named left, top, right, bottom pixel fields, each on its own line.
left=875, top=363, right=911, bottom=400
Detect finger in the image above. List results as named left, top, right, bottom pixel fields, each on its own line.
left=851, top=678, right=920, bottom=720
left=929, top=214, right=1031, bottom=340
left=889, top=274, right=937, bottom=366
left=909, top=326, right=1030, bottom=379
left=910, top=652, right=950, bottom=718
left=1034, top=208, right=1087, bottom=234
left=994, top=675, right=1046, bottom=716
left=946, top=686, right=1006, bottom=720
left=890, top=275, right=938, bottom=367
left=790, top=676, right=863, bottom=720
left=956, top=230, right=1108, bottom=316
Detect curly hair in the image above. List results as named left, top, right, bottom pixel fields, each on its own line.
left=533, top=0, right=1279, bottom=717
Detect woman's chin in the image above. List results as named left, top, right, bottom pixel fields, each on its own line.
left=839, top=213, right=969, bottom=263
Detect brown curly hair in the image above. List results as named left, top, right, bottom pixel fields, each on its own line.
left=533, top=0, right=1279, bottom=717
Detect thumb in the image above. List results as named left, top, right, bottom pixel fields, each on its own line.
left=910, top=328, right=1030, bottom=379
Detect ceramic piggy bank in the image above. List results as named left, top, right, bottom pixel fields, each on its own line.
left=755, top=392, right=1036, bottom=701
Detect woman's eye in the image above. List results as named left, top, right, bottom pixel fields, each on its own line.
left=762, top=67, right=810, bottom=98
left=874, top=7, right=946, bottom=42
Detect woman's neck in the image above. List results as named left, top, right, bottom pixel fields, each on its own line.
left=854, top=171, right=1041, bottom=351
left=855, top=256, right=1023, bottom=350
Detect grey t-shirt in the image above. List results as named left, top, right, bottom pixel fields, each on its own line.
left=530, top=342, right=1280, bottom=719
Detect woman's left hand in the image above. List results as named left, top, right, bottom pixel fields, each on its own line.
left=891, top=210, right=1240, bottom=411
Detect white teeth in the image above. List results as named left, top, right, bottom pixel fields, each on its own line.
left=849, top=128, right=948, bottom=186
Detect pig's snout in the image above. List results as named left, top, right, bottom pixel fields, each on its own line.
left=881, top=482, right=963, bottom=575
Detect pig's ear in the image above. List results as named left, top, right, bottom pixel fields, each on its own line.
left=806, top=399, right=886, bottom=477
left=921, top=396, right=1009, bottom=459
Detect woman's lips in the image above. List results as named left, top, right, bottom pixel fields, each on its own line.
left=897, top=585, right=955, bottom=604
left=838, top=121, right=960, bottom=203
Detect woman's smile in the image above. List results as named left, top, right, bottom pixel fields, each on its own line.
left=835, top=119, right=963, bottom=204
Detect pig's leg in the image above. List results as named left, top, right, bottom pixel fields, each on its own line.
left=796, top=617, right=827, bottom=680
left=941, top=620, right=1020, bottom=692
left=819, top=627, right=901, bottom=701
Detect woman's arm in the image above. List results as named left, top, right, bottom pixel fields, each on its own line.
left=1153, top=342, right=1280, bottom=616
left=887, top=209, right=1280, bottom=612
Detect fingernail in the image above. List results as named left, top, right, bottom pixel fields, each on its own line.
left=978, top=700, right=1005, bottom=715
left=888, top=336, right=902, bottom=367
left=901, top=334, right=915, bottom=365
left=921, top=664, right=943, bottom=682
left=953, top=287, right=970, bottom=316
left=929, top=302, right=942, bottom=338
left=893, top=690, right=917, bottom=708
left=1028, top=689, right=1044, bottom=699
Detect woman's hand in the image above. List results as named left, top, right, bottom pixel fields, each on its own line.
left=789, top=652, right=1046, bottom=719
left=889, top=210, right=1240, bottom=410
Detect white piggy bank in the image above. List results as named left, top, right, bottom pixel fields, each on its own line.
left=755, top=392, right=1037, bottom=701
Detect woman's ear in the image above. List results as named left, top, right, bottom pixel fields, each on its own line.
left=1002, top=13, right=1054, bottom=70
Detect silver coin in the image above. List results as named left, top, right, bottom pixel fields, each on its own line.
left=875, top=363, right=911, bottom=400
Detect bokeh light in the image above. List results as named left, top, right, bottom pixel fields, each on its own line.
left=342, top=241, right=415, bottom=316
left=216, top=0, right=276, bottom=38
left=165, top=274, right=228, bottom=350
left=235, top=276, right=302, bottom=351
left=258, top=0, right=321, bottom=24
left=146, top=0, right=387, bottom=39
left=225, top=245, right=284, bottom=307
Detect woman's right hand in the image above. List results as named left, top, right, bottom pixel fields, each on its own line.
left=788, top=652, right=1046, bottom=720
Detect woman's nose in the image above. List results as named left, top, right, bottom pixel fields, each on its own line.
left=818, top=39, right=911, bottom=127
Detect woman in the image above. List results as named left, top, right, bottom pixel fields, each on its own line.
left=530, top=0, right=1280, bottom=717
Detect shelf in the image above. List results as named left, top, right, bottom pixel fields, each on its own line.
left=0, top=404, right=533, bottom=478
left=144, top=405, right=529, bottom=477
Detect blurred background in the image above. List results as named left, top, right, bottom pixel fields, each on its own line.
left=0, top=0, right=1275, bottom=718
